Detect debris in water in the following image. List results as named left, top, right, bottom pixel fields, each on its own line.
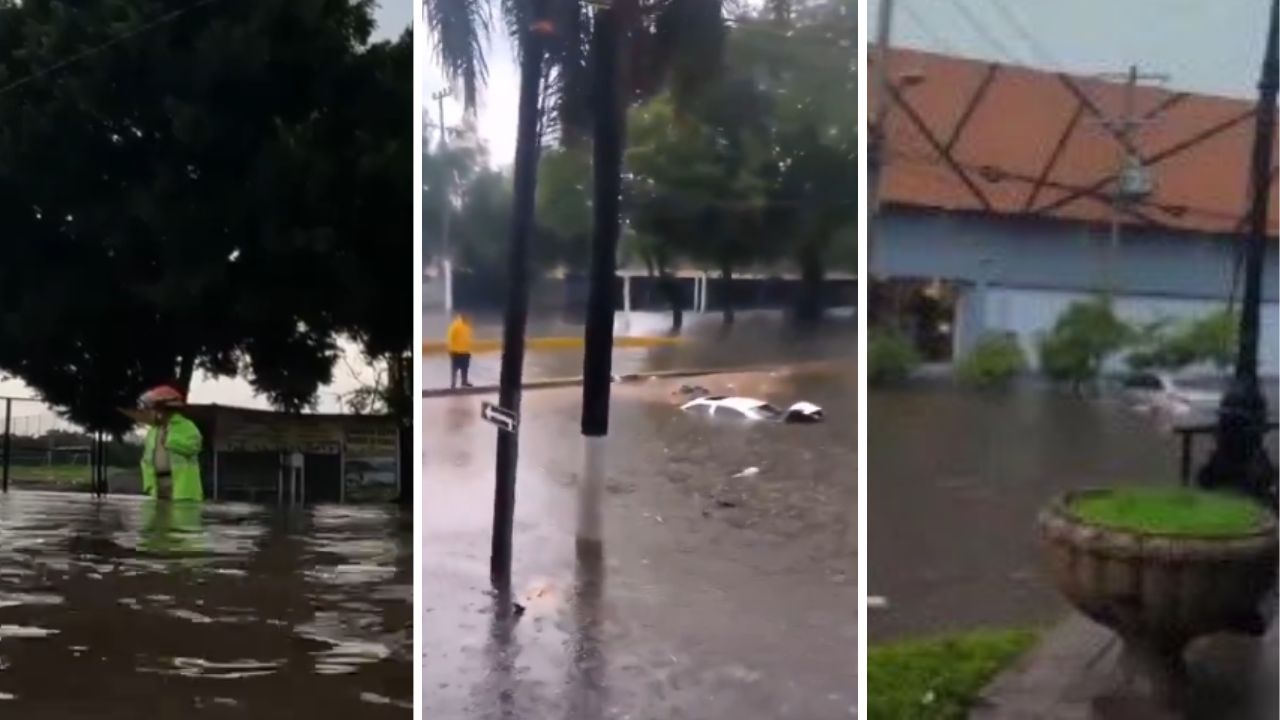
left=733, top=467, right=760, bottom=478
left=867, top=596, right=889, bottom=609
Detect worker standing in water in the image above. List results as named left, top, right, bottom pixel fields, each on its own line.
left=138, top=385, right=204, bottom=501
left=446, top=313, right=474, bottom=388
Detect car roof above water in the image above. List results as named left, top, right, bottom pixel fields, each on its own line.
left=689, top=396, right=772, bottom=411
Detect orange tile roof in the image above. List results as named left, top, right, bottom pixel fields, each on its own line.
left=870, top=47, right=1278, bottom=236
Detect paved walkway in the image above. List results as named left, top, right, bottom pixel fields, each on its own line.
left=973, top=615, right=1278, bottom=719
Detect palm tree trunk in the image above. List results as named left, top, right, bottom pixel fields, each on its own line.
left=492, top=2, right=552, bottom=589
left=579, top=5, right=625, bottom=551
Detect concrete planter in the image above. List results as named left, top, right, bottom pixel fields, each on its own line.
left=1038, top=489, right=1278, bottom=702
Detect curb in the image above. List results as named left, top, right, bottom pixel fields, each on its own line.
left=421, top=361, right=845, bottom=399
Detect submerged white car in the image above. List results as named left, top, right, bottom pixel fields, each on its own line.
left=679, top=395, right=825, bottom=423
left=1121, top=372, right=1224, bottom=417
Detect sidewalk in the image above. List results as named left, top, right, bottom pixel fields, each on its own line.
left=973, top=615, right=1278, bottom=719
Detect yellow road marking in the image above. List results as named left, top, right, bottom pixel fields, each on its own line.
left=423, top=336, right=682, bottom=356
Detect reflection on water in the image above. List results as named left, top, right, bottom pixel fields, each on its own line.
left=0, top=491, right=411, bottom=717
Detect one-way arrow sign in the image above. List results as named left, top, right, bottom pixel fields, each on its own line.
left=481, top=401, right=519, bottom=433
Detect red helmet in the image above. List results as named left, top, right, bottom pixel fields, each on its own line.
left=139, top=385, right=185, bottom=409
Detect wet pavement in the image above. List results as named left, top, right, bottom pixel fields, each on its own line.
left=423, top=365, right=857, bottom=719
left=868, top=380, right=1280, bottom=643
left=0, top=491, right=412, bottom=718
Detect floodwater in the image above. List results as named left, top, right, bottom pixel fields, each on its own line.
left=868, top=380, right=1280, bottom=643
left=0, top=491, right=412, bottom=718
left=423, top=365, right=857, bottom=719
left=422, top=309, right=856, bottom=390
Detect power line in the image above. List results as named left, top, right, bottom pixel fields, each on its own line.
left=0, top=0, right=232, bottom=99
left=983, top=0, right=1060, bottom=70
left=951, top=0, right=1023, bottom=65
left=900, top=0, right=956, bottom=55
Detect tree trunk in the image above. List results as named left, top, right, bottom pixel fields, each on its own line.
left=796, top=246, right=825, bottom=324
left=720, top=261, right=735, bottom=325
left=657, top=268, right=683, bottom=332
left=582, top=6, right=624, bottom=439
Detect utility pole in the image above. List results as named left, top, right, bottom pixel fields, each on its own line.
left=1094, top=66, right=1165, bottom=295
left=491, top=2, right=553, bottom=590
left=431, top=88, right=455, bottom=316
left=1198, top=0, right=1278, bottom=505
left=867, top=0, right=895, bottom=284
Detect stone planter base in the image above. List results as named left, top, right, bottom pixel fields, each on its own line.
left=1038, top=489, right=1278, bottom=706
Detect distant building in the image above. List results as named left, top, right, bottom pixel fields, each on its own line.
left=871, top=47, right=1279, bottom=373
left=184, top=405, right=401, bottom=504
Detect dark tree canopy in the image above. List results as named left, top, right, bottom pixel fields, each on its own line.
left=0, top=0, right=410, bottom=432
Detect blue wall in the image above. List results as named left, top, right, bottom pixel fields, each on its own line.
left=874, top=208, right=1279, bottom=302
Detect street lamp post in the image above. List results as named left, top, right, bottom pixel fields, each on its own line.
left=1197, top=0, right=1278, bottom=506
left=431, top=87, right=454, bottom=316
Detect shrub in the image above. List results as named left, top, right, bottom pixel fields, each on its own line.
left=869, top=328, right=920, bottom=386
left=1038, top=297, right=1130, bottom=389
left=956, top=333, right=1027, bottom=388
left=1125, top=310, right=1238, bottom=372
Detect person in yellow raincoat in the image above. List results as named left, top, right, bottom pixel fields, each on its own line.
left=138, top=385, right=204, bottom=502
left=446, top=313, right=474, bottom=388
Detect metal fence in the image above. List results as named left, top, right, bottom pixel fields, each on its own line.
left=1, top=397, right=140, bottom=496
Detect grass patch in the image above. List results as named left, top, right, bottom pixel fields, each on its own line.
left=868, top=628, right=1036, bottom=720
left=8, top=464, right=128, bottom=485
left=1068, top=487, right=1269, bottom=537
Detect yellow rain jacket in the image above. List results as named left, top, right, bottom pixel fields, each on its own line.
left=447, top=317, right=473, bottom=354
left=141, top=413, right=204, bottom=501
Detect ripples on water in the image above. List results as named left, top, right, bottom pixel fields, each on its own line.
left=0, top=491, right=411, bottom=717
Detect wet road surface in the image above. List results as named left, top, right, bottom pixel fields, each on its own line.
left=0, top=491, right=412, bottom=718
left=868, top=380, right=1280, bottom=643
left=423, top=365, right=857, bottom=719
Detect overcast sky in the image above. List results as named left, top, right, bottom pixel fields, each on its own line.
left=0, top=1, right=414, bottom=423
left=425, top=0, right=1274, bottom=166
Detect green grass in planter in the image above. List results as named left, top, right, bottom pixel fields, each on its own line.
left=1069, top=488, right=1269, bottom=537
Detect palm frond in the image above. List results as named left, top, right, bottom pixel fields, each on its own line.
left=423, top=0, right=491, bottom=109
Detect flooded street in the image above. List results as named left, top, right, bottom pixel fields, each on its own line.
left=422, top=310, right=856, bottom=390
left=423, top=364, right=857, bottom=719
left=0, top=492, right=412, bottom=718
left=868, top=380, right=1280, bottom=643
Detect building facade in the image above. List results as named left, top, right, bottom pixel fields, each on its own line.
left=871, top=47, right=1279, bottom=374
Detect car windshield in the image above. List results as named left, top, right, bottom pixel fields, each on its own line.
left=755, top=403, right=783, bottom=419
left=1122, top=374, right=1162, bottom=390
left=1178, top=377, right=1228, bottom=393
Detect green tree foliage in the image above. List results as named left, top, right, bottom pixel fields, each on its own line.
left=732, top=0, right=856, bottom=321
left=627, top=87, right=773, bottom=324
left=0, top=0, right=409, bottom=432
left=1126, top=310, right=1238, bottom=372
left=1038, top=298, right=1131, bottom=391
left=868, top=328, right=921, bottom=386
left=536, top=145, right=594, bottom=272
left=956, top=334, right=1027, bottom=389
